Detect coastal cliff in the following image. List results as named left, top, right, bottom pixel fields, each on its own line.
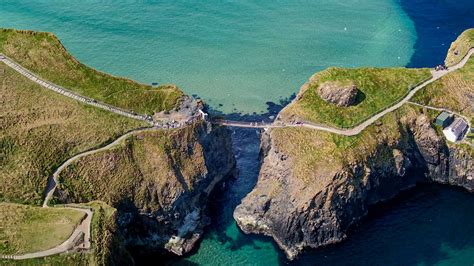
left=54, top=120, right=236, bottom=257
left=234, top=29, right=474, bottom=260
left=234, top=108, right=472, bottom=260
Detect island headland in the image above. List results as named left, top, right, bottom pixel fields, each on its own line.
left=0, top=28, right=235, bottom=264
left=234, top=28, right=474, bottom=260
left=1, top=27, right=473, bottom=264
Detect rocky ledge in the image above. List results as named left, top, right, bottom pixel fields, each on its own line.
left=55, top=120, right=236, bottom=257
left=234, top=111, right=473, bottom=260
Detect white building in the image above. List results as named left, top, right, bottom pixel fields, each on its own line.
left=442, top=117, right=468, bottom=142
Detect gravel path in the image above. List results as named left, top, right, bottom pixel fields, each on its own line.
left=216, top=48, right=474, bottom=136
left=0, top=47, right=471, bottom=261
left=0, top=54, right=152, bottom=124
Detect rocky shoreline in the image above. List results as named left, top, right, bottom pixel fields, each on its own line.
left=123, top=122, right=237, bottom=257
left=234, top=112, right=473, bottom=260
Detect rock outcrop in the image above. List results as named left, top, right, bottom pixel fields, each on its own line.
left=318, top=81, right=359, bottom=107
left=234, top=111, right=473, bottom=260
left=55, top=121, right=236, bottom=257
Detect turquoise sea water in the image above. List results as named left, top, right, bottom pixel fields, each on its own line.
left=1, top=0, right=417, bottom=114
left=1, top=1, right=473, bottom=265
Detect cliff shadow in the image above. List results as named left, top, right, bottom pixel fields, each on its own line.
left=400, top=0, right=474, bottom=68
left=288, top=184, right=474, bottom=266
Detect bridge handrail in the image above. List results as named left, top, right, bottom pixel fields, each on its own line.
left=0, top=53, right=150, bottom=122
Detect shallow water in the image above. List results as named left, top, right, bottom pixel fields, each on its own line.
left=1, top=1, right=473, bottom=265
left=1, top=0, right=417, bottom=114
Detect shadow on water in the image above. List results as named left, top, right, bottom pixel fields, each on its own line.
left=197, top=93, right=295, bottom=123
left=400, top=0, right=474, bottom=68
left=287, top=184, right=474, bottom=266
left=145, top=2, right=474, bottom=264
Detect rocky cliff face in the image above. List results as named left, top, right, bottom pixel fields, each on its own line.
left=123, top=122, right=237, bottom=256
left=234, top=113, right=473, bottom=260
left=55, top=121, right=236, bottom=257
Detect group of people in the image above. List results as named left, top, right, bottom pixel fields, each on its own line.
left=435, top=64, right=448, bottom=71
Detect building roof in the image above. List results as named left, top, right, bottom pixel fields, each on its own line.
left=448, top=117, right=468, bottom=137
left=436, top=111, right=452, bottom=121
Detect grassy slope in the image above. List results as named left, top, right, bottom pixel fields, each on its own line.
left=0, top=203, right=85, bottom=255
left=276, top=29, right=474, bottom=184
left=281, top=67, right=431, bottom=128
left=413, top=57, right=474, bottom=120
left=1, top=60, right=145, bottom=205
left=445, top=28, right=474, bottom=67
left=0, top=29, right=184, bottom=115
left=273, top=105, right=408, bottom=184
left=56, top=122, right=206, bottom=210
left=414, top=29, right=474, bottom=146
left=0, top=201, right=133, bottom=266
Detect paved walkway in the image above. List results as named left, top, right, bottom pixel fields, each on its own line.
left=1, top=127, right=165, bottom=260
left=0, top=53, right=152, bottom=124
left=1, top=46, right=472, bottom=261
left=42, top=127, right=162, bottom=207
left=214, top=48, right=474, bottom=136
left=0, top=207, right=92, bottom=260
left=0, top=52, right=207, bottom=260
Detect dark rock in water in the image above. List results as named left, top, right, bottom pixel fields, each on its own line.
left=318, top=80, right=359, bottom=107
left=234, top=113, right=473, bottom=260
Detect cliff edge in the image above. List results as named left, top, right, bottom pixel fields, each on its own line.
left=234, top=29, right=474, bottom=260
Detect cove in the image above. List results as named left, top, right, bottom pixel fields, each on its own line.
left=1, top=1, right=473, bottom=265
left=0, top=0, right=416, bottom=114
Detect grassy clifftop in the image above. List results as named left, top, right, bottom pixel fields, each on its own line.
left=1, top=57, right=145, bottom=205
left=276, top=28, right=474, bottom=183
left=0, top=29, right=184, bottom=115
left=0, top=203, right=85, bottom=255
left=0, top=201, right=133, bottom=266
left=55, top=122, right=207, bottom=209
left=445, top=28, right=474, bottom=67
left=273, top=104, right=411, bottom=184
left=280, top=66, right=430, bottom=128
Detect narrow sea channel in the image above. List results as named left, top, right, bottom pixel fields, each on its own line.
left=1, top=1, right=473, bottom=265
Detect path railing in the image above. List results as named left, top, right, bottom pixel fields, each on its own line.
left=0, top=53, right=152, bottom=124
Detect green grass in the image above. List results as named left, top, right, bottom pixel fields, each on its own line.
left=55, top=122, right=206, bottom=210
left=0, top=201, right=133, bottom=266
left=0, top=203, right=85, bottom=255
left=281, top=67, right=431, bottom=128
left=445, top=28, right=474, bottom=67
left=1, top=59, right=146, bottom=205
left=413, top=57, right=474, bottom=120
left=273, top=104, right=411, bottom=184
left=0, top=28, right=184, bottom=115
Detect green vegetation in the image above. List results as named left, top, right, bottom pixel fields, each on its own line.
left=0, top=28, right=184, bottom=115
left=1, top=58, right=145, bottom=205
left=56, top=122, right=206, bottom=210
left=278, top=29, right=474, bottom=185
left=413, top=57, right=474, bottom=121
left=273, top=105, right=412, bottom=184
left=0, top=203, right=85, bottom=255
left=0, top=253, right=92, bottom=266
left=0, top=202, right=133, bottom=266
left=281, top=67, right=431, bottom=128
left=445, top=28, right=474, bottom=67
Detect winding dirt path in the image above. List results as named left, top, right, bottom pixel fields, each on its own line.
left=0, top=45, right=471, bottom=261
left=0, top=53, right=205, bottom=260
left=215, top=48, right=474, bottom=136
left=0, top=207, right=92, bottom=260
left=0, top=54, right=152, bottom=124
left=42, top=127, right=160, bottom=207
